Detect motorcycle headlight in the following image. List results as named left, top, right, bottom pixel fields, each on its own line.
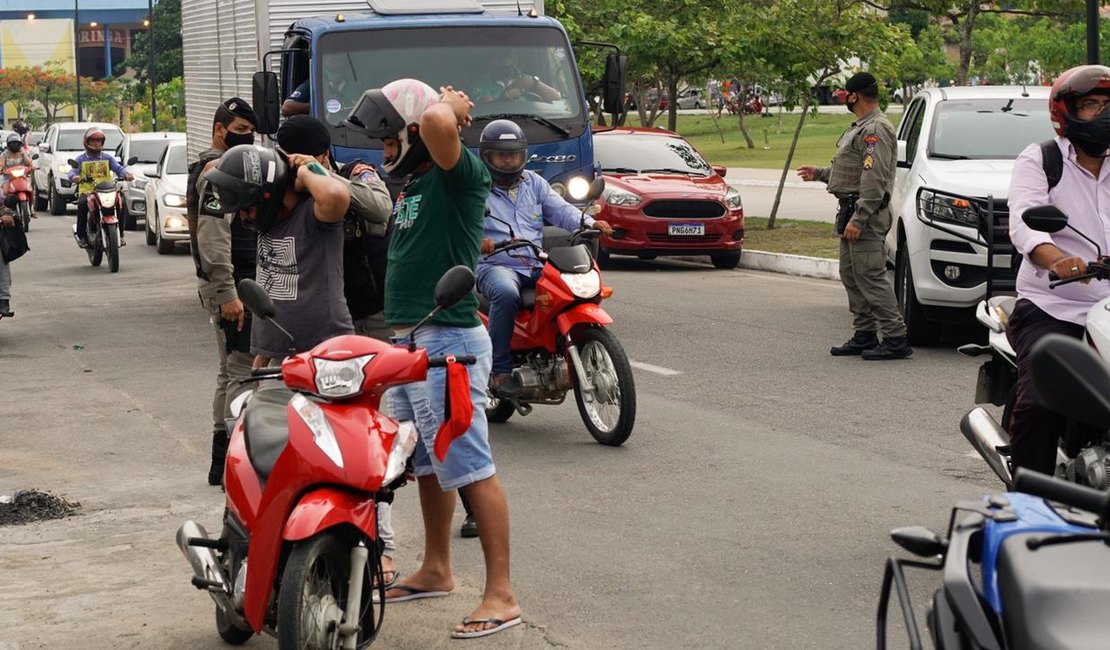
left=603, top=188, right=642, bottom=207
left=9, top=168, right=24, bottom=178
left=725, top=186, right=743, bottom=210
left=290, top=393, right=344, bottom=469
left=313, top=354, right=375, bottom=399
left=918, top=189, right=978, bottom=228
left=97, top=192, right=117, bottom=206
left=163, top=193, right=187, bottom=208
left=562, top=269, right=601, bottom=299
left=383, top=420, right=419, bottom=485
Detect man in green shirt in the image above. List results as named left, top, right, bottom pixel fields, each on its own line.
left=344, top=78, right=521, bottom=639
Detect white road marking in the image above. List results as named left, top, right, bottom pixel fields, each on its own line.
left=630, top=361, right=683, bottom=376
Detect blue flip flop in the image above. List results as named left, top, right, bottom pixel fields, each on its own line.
left=450, top=615, right=523, bottom=639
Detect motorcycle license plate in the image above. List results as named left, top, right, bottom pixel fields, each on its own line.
left=668, top=223, right=704, bottom=236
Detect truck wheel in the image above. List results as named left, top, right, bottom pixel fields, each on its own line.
left=895, top=242, right=940, bottom=346
left=49, top=178, right=66, bottom=216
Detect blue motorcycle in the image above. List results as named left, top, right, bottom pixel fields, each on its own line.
left=878, top=334, right=1110, bottom=649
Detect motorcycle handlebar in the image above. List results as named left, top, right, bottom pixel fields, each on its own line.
left=1048, top=260, right=1110, bottom=287
left=427, top=355, right=477, bottom=367
left=1013, top=468, right=1110, bottom=517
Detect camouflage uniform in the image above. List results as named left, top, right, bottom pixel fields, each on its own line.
left=815, top=108, right=906, bottom=338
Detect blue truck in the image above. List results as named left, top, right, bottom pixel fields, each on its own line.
left=182, top=0, right=624, bottom=198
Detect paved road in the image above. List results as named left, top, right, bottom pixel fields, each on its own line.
left=0, top=206, right=997, bottom=649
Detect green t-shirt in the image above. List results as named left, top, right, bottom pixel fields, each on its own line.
left=384, top=148, right=490, bottom=327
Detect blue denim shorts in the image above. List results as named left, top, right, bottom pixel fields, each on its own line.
left=387, top=325, right=495, bottom=490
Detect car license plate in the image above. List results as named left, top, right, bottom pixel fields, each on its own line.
left=668, top=223, right=704, bottom=236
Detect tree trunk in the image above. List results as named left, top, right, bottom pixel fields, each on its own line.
left=767, top=94, right=816, bottom=230
left=666, top=76, right=679, bottom=133
left=956, top=5, right=979, bottom=86
left=736, top=110, right=755, bottom=149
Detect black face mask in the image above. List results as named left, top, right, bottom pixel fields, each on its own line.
left=224, top=131, right=255, bottom=149
left=1067, top=109, right=1110, bottom=157
left=7, top=142, right=21, bottom=153
left=845, top=92, right=857, bottom=114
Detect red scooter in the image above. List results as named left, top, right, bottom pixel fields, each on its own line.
left=4, top=165, right=34, bottom=232
left=177, top=268, right=477, bottom=650
left=481, top=178, right=636, bottom=446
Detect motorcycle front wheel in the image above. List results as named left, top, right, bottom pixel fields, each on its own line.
left=106, top=224, right=120, bottom=273
left=19, top=200, right=29, bottom=232
left=88, top=224, right=103, bottom=267
left=572, top=327, right=636, bottom=446
left=277, top=532, right=377, bottom=650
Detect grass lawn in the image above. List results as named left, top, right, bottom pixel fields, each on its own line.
left=743, top=217, right=840, bottom=259
left=620, top=110, right=903, bottom=171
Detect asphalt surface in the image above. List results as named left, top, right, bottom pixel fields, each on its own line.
left=0, top=205, right=999, bottom=649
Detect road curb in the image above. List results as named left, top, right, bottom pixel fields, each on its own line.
left=740, top=249, right=840, bottom=281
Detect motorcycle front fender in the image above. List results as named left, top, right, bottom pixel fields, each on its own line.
left=101, top=213, right=118, bottom=225
left=556, top=303, right=613, bottom=336
left=283, top=487, right=377, bottom=542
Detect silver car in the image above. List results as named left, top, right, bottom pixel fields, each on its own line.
left=32, top=122, right=124, bottom=215
left=144, top=141, right=190, bottom=254
left=116, top=132, right=186, bottom=230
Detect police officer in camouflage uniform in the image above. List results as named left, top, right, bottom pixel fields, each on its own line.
left=798, top=72, right=912, bottom=361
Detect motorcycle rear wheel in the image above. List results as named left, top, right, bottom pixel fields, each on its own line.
left=215, top=605, right=253, bottom=645
left=277, top=532, right=377, bottom=650
left=106, top=224, right=120, bottom=273
left=486, top=395, right=516, bottom=423
left=572, top=327, right=636, bottom=446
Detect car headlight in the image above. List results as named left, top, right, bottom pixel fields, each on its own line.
left=291, top=393, right=344, bottom=469
left=164, top=215, right=187, bottom=230
left=163, top=193, right=187, bottom=207
left=567, top=176, right=591, bottom=201
left=603, top=188, right=642, bottom=207
left=313, top=354, right=375, bottom=398
left=562, top=269, right=601, bottom=299
left=131, top=178, right=147, bottom=190
left=918, top=189, right=978, bottom=227
left=725, top=186, right=743, bottom=210
left=57, top=163, right=71, bottom=175
left=383, top=420, right=419, bottom=485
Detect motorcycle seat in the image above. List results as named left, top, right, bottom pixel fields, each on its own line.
left=996, top=532, right=1110, bottom=650
left=477, top=286, right=536, bottom=315
left=243, top=387, right=293, bottom=480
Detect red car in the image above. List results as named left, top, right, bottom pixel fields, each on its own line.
left=592, top=127, right=744, bottom=269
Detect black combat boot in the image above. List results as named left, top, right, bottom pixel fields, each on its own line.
left=0, top=299, right=12, bottom=318
left=830, top=330, right=878, bottom=356
left=861, top=336, right=914, bottom=361
left=208, top=429, right=229, bottom=486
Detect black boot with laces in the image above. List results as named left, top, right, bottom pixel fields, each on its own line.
left=830, top=330, right=878, bottom=356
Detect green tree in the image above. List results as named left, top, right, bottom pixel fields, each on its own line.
left=129, top=77, right=187, bottom=132
left=116, top=0, right=183, bottom=84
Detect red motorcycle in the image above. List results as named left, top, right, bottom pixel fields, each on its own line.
left=177, top=268, right=476, bottom=650
left=68, top=159, right=124, bottom=273
left=480, top=178, right=636, bottom=446
left=4, top=165, right=34, bottom=232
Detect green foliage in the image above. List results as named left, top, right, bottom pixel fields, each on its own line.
left=129, top=78, right=187, bottom=132
left=116, top=0, right=182, bottom=84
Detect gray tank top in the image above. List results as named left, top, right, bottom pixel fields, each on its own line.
left=251, top=196, right=354, bottom=359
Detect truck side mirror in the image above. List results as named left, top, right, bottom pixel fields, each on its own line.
left=253, top=71, right=281, bottom=136
left=602, top=54, right=627, bottom=115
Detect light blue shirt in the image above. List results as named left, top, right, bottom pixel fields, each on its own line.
left=480, top=170, right=592, bottom=276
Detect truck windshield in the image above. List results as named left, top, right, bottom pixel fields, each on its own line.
left=930, top=99, right=1055, bottom=159
left=315, top=26, right=583, bottom=133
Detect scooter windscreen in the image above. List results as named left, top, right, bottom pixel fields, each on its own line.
left=547, top=244, right=593, bottom=274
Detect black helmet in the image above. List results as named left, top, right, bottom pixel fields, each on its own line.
left=479, top=119, right=527, bottom=186
left=6, top=133, right=22, bottom=153
left=201, top=145, right=289, bottom=232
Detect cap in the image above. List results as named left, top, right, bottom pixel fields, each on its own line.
left=845, top=72, right=878, bottom=93
left=276, top=115, right=332, bottom=156
left=221, top=97, right=258, bottom=127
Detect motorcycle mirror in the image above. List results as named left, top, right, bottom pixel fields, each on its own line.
left=237, top=279, right=277, bottom=320
left=67, top=159, right=79, bottom=169
left=1022, top=205, right=1068, bottom=233
left=485, top=210, right=517, bottom=240
left=434, top=265, right=476, bottom=309
left=890, top=526, right=946, bottom=557
left=1030, top=334, right=1110, bottom=428
left=585, top=176, right=605, bottom=202
left=126, top=156, right=139, bottom=166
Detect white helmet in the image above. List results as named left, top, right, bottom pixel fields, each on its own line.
left=343, top=78, right=439, bottom=178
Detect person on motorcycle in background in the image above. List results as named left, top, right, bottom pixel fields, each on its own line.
left=1, top=133, right=33, bottom=196
left=476, top=119, right=612, bottom=398
left=1007, top=64, right=1110, bottom=475
left=68, top=127, right=133, bottom=248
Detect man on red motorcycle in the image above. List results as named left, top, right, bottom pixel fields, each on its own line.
left=67, top=127, right=132, bottom=248
left=476, top=119, right=612, bottom=397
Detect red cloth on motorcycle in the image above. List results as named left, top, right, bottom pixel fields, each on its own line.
left=433, top=357, right=474, bottom=462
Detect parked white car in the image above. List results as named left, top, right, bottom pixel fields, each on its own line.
left=116, top=131, right=186, bottom=230
left=144, top=141, right=190, bottom=254
left=675, top=87, right=708, bottom=110
left=886, top=86, right=1056, bottom=344
left=32, top=122, right=124, bottom=215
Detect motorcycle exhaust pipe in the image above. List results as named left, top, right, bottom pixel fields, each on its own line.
left=176, top=520, right=251, bottom=628
left=960, top=408, right=1013, bottom=487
